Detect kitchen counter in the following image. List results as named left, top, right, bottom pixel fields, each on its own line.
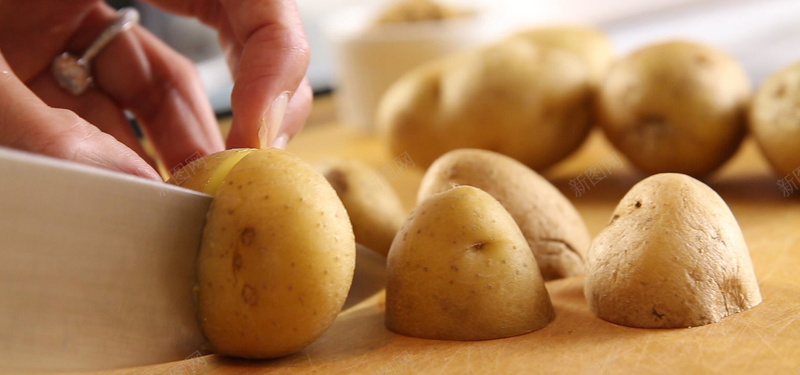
left=81, top=94, right=800, bottom=374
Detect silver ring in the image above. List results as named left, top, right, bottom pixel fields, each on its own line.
left=51, top=7, right=140, bottom=95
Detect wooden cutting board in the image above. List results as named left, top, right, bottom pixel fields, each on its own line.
left=72, top=113, right=800, bottom=375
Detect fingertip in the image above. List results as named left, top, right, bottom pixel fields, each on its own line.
left=226, top=90, right=292, bottom=150
left=269, top=133, right=290, bottom=149
left=71, top=130, right=165, bottom=181
left=128, top=161, right=163, bottom=181
left=281, top=79, right=313, bottom=138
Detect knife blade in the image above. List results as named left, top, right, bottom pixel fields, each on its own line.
left=0, top=146, right=211, bottom=372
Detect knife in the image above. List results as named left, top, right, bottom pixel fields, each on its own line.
left=0, top=146, right=211, bottom=372
left=0, top=146, right=387, bottom=372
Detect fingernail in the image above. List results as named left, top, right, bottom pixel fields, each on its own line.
left=270, top=133, right=290, bottom=149
left=258, top=91, right=290, bottom=149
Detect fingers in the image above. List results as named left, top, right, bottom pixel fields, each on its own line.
left=280, top=77, right=312, bottom=139
left=7, top=0, right=311, bottom=181
left=218, top=0, right=311, bottom=149
left=26, top=69, right=155, bottom=169
left=1, top=0, right=225, bottom=179
left=0, top=0, right=97, bottom=81
left=141, top=0, right=312, bottom=148
left=0, top=53, right=161, bottom=180
left=77, top=5, right=224, bottom=172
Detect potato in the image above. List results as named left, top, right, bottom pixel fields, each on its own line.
left=749, top=61, right=800, bottom=177
left=377, top=36, right=594, bottom=170
left=507, top=25, right=615, bottom=86
left=584, top=173, right=761, bottom=328
left=597, top=40, right=751, bottom=177
left=168, top=149, right=253, bottom=193
left=170, top=149, right=356, bottom=358
left=316, top=158, right=406, bottom=256
left=373, top=0, right=470, bottom=24
left=418, top=149, right=590, bottom=280
left=386, top=185, right=554, bottom=340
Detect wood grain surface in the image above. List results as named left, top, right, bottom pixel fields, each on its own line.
left=72, top=97, right=800, bottom=375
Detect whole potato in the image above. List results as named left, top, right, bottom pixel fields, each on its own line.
left=316, top=158, right=406, bottom=256
left=378, top=37, right=593, bottom=170
left=507, top=25, right=615, bottom=86
left=584, top=173, right=761, bottom=328
left=418, top=149, right=590, bottom=280
left=373, top=0, right=469, bottom=24
left=171, top=149, right=356, bottom=358
left=749, top=61, right=800, bottom=177
left=386, top=185, right=554, bottom=340
left=597, top=40, right=751, bottom=177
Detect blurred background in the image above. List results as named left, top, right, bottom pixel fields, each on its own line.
left=111, top=0, right=800, bottom=117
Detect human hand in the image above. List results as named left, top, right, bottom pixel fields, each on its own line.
left=0, top=0, right=311, bottom=180
left=148, top=0, right=313, bottom=150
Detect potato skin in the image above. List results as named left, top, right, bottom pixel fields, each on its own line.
left=374, top=0, right=468, bottom=24
left=418, top=149, right=590, bottom=280
left=387, top=186, right=554, bottom=340
left=378, top=38, right=593, bottom=171
left=508, top=25, right=615, bottom=86
left=749, top=61, right=800, bottom=177
left=317, top=158, right=406, bottom=256
left=597, top=41, right=750, bottom=177
left=183, top=149, right=356, bottom=358
left=584, top=173, right=761, bottom=328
